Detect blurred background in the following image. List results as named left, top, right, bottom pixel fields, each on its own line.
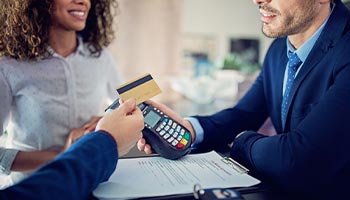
left=108, top=0, right=350, bottom=116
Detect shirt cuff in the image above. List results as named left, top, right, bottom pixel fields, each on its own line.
left=0, top=149, right=18, bottom=175
left=185, top=117, right=204, bottom=147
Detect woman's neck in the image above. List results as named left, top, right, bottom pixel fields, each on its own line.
left=48, top=28, right=78, bottom=57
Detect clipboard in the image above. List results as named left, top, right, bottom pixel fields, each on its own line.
left=221, top=156, right=249, bottom=174
left=93, top=151, right=260, bottom=200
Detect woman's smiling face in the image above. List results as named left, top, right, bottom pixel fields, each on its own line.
left=50, top=0, right=91, bottom=32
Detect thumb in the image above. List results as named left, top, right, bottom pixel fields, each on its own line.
left=119, top=98, right=137, bottom=114
left=131, top=105, right=142, bottom=116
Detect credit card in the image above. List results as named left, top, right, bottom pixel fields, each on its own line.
left=116, top=73, right=161, bottom=105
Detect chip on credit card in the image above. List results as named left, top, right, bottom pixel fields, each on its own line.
left=116, top=73, right=161, bottom=105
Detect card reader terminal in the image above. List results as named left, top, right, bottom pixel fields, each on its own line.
left=106, top=99, right=192, bottom=160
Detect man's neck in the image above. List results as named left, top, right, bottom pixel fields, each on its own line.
left=289, top=3, right=332, bottom=49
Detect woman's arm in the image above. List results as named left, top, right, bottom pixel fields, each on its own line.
left=11, top=150, right=60, bottom=172
left=11, top=116, right=103, bottom=172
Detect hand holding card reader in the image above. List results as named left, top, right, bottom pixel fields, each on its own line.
left=106, top=99, right=192, bottom=160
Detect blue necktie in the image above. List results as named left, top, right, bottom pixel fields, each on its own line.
left=281, top=52, right=302, bottom=128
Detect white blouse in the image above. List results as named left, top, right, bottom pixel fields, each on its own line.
left=0, top=39, right=122, bottom=188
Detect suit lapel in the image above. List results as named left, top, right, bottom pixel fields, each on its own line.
left=283, top=45, right=326, bottom=129
left=282, top=1, right=349, bottom=131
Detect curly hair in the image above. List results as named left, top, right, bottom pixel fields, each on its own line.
left=0, top=0, right=118, bottom=60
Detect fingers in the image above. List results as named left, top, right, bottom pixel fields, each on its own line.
left=137, top=138, right=153, bottom=154
left=145, top=100, right=185, bottom=129
left=146, top=100, right=174, bottom=116
left=83, top=129, right=93, bottom=135
left=146, top=100, right=169, bottom=111
left=130, top=106, right=144, bottom=127
left=136, top=131, right=143, bottom=141
left=64, top=128, right=86, bottom=150
left=83, top=116, right=102, bottom=133
left=96, top=98, right=145, bottom=156
left=70, top=128, right=85, bottom=141
left=137, top=138, right=146, bottom=151
left=144, top=144, right=153, bottom=154
left=119, top=99, right=137, bottom=115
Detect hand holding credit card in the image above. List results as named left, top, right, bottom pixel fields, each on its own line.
left=106, top=73, right=192, bottom=160
left=116, top=73, right=161, bottom=105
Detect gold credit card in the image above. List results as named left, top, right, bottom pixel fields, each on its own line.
left=116, top=73, right=161, bottom=105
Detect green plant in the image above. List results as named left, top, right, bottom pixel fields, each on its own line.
left=222, top=53, right=260, bottom=74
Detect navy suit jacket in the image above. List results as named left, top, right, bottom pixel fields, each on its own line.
left=195, top=0, right=350, bottom=198
left=0, top=132, right=118, bottom=200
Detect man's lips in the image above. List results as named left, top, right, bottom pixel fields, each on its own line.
left=260, top=10, right=276, bottom=23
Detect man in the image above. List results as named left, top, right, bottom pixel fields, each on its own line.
left=138, top=0, right=350, bottom=198
left=0, top=99, right=144, bottom=199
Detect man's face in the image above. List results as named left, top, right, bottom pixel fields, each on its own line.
left=50, top=0, right=91, bottom=32
left=253, top=0, right=319, bottom=38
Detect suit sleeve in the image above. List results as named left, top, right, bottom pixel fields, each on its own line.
left=194, top=70, right=269, bottom=151
left=0, top=131, right=118, bottom=200
left=231, top=62, right=350, bottom=194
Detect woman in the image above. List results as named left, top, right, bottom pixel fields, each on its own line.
left=0, top=0, right=122, bottom=188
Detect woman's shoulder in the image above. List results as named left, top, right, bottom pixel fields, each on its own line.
left=0, top=56, right=18, bottom=68
left=0, top=56, right=42, bottom=67
left=0, top=56, right=55, bottom=74
left=0, top=56, right=15, bottom=63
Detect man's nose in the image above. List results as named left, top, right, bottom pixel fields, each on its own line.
left=253, top=0, right=272, bottom=6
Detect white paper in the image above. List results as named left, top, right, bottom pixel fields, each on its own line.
left=93, top=151, right=260, bottom=199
